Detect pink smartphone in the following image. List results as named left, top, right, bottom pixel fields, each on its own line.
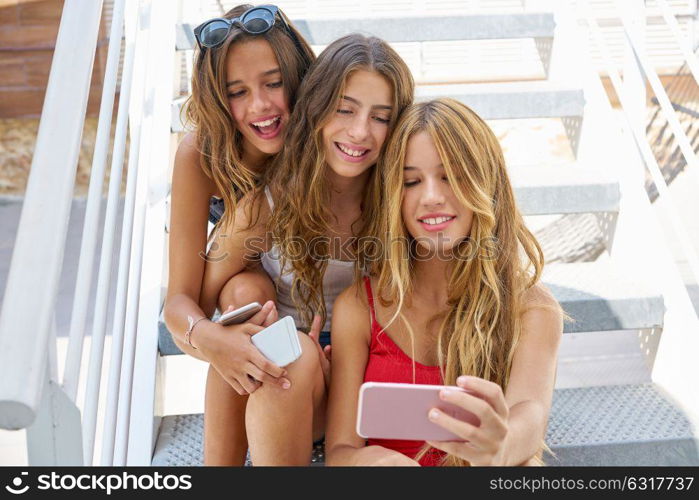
left=217, top=302, right=262, bottom=326
left=356, top=382, right=480, bottom=442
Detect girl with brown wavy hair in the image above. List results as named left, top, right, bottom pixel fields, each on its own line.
left=162, top=4, right=314, bottom=464
left=326, top=98, right=563, bottom=466
left=199, top=33, right=414, bottom=465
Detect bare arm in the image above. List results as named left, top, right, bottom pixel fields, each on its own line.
left=427, top=284, right=563, bottom=466
left=325, top=284, right=419, bottom=466
left=198, top=191, right=270, bottom=318
left=163, top=132, right=216, bottom=361
left=500, top=285, right=563, bottom=465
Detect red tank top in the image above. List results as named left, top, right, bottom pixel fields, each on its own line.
left=362, top=277, right=446, bottom=467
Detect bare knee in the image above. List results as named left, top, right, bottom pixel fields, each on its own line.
left=218, top=269, right=276, bottom=311
left=249, top=333, right=321, bottom=401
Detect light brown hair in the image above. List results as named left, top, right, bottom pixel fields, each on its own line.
left=267, top=33, right=415, bottom=328
left=184, top=4, right=315, bottom=229
left=377, top=98, right=560, bottom=466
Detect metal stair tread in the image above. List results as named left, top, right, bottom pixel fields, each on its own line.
left=510, top=164, right=619, bottom=215
left=415, top=81, right=585, bottom=120
left=542, top=261, right=664, bottom=333
left=150, top=383, right=698, bottom=466
left=175, top=13, right=555, bottom=51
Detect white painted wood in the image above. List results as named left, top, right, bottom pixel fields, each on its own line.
left=112, top=0, right=154, bottom=467
left=0, top=0, right=104, bottom=430
left=99, top=0, right=143, bottom=467
left=26, top=378, right=83, bottom=466
left=63, top=0, right=126, bottom=405
left=75, top=0, right=132, bottom=467
left=126, top=0, right=177, bottom=465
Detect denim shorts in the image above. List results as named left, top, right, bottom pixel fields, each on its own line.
left=318, top=331, right=331, bottom=349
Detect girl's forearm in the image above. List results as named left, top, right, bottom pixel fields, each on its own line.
left=163, top=293, right=214, bottom=362
left=502, top=400, right=547, bottom=466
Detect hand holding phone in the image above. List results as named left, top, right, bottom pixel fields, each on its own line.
left=199, top=301, right=289, bottom=396
left=356, top=382, right=480, bottom=442
left=250, top=316, right=302, bottom=367
left=217, top=302, right=262, bottom=326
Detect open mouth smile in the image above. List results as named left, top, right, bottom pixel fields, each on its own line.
left=334, top=142, right=370, bottom=163
left=250, top=115, right=282, bottom=139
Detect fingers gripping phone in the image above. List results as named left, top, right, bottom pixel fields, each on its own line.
left=356, top=382, right=480, bottom=442
left=251, top=316, right=302, bottom=368
left=217, top=302, right=262, bottom=326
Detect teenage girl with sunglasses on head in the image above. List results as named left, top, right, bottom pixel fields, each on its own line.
left=199, top=33, right=414, bottom=465
left=162, top=4, right=314, bottom=465
left=326, top=99, right=564, bottom=466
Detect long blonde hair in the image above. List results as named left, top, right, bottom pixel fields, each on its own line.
left=266, top=34, right=414, bottom=328
left=184, top=4, right=314, bottom=229
left=377, top=98, right=556, bottom=466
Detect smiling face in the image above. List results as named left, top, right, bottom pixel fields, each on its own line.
left=321, top=69, right=393, bottom=179
left=401, top=131, right=474, bottom=256
left=225, top=38, right=290, bottom=163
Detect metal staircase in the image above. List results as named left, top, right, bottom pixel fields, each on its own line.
left=1, top=0, right=698, bottom=466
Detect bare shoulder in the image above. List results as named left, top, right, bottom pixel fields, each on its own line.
left=174, top=132, right=199, bottom=166
left=173, top=132, right=216, bottom=189
left=520, top=282, right=563, bottom=340
left=332, top=280, right=371, bottom=344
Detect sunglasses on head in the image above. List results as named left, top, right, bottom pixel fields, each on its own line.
left=193, top=4, right=296, bottom=49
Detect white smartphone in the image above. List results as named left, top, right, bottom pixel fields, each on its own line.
left=250, top=316, right=302, bottom=367
left=217, top=302, right=262, bottom=326
left=356, top=382, right=480, bottom=442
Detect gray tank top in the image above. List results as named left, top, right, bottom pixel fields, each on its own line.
left=260, top=186, right=355, bottom=331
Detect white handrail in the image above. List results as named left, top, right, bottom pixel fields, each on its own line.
left=79, top=0, right=132, bottom=466
left=656, top=0, right=699, bottom=87
left=0, top=0, right=104, bottom=430
left=615, top=4, right=699, bottom=191
left=62, top=0, right=126, bottom=404
left=585, top=7, right=699, bottom=288
left=102, top=0, right=149, bottom=465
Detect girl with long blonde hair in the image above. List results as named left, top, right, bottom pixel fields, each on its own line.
left=198, top=33, right=415, bottom=465
left=162, top=4, right=314, bottom=465
left=326, top=98, right=563, bottom=466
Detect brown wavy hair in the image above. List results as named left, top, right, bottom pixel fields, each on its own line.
left=376, top=99, right=561, bottom=466
left=266, top=34, right=415, bottom=328
left=184, top=4, right=314, bottom=229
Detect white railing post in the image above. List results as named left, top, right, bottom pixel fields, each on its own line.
left=126, top=0, right=176, bottom=465
left=656, top=0, right=699, bottom=86
left=621, top=0, right=645, bottom=141
left=108, top=0, right=152, bottom=466
left=0, top=0, right=104, bottom=431
left=62, top=0, right=126, bottom=404
left=98, top=0, right=144, bottom=467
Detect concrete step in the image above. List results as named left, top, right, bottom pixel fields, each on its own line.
left=416, top=81, right=585, bottom=120
left=150, top=383, right=698, bottom=466
left=511, top=164, right=619, bottom=215
left=175, top=13, right=555, bottom=51
left=157, top=260, right=664, bottom=355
